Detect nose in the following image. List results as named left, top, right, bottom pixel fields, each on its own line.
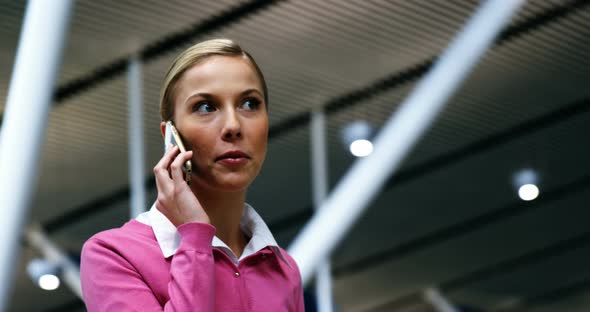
left=221, top=109, right=242, bottom=141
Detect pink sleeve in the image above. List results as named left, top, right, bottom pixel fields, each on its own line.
left=295, top=277, right=305, bottom=312
left=281, top=250, right=305, bottom=312
left=80, top=223, right=216, bottom=312
left=293, top=258, right=305, bottom=312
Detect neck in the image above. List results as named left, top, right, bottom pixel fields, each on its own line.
left=192, top=186, right=249, bottom=258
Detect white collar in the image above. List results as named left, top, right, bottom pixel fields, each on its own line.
left=136, top=202, right=290, bottom=266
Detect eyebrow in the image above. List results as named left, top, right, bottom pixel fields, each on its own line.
left=239, top=89, right=263, bottom=97
left=184, top=93, right=212, bottom=104
left=184, top=89, right=264, bottom=104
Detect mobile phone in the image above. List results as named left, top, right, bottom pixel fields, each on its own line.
left=164, top=121, right=192, bottom=185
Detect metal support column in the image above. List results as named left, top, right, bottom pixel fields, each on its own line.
left=0, top=1, right=73, bottom=310
left=289, top=0, right=524, bottom=285
left=128, top=56, right=146, bottom=218
left=310, top=110, right=334, bottom=312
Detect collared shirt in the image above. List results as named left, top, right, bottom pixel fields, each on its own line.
left=135, top=202, right=290, bottom=266
left=80, top=202, right=304, bottom=311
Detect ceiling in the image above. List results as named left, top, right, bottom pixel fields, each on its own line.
left=2, top=0, right=590, bottom=311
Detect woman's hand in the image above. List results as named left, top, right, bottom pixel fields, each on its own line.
left=153, top=146, right=210, bottom=227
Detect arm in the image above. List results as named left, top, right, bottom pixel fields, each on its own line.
left=281, top=250, right=305, bottom=312
left=294, top=261, right=305, bottom=312
left=295, top=278, right=304, bottom=312
left=80, top=222, right=216, bottom=312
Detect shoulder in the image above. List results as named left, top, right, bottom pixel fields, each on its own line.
left=275, top=247, right=302, bottom=283
left=276, top=247, right=298, bottom=268
left=86, top=219, right=147, bottom=242
left=81, top=220, right=153, bottom=259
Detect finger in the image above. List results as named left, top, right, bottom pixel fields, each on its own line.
left=158, top=145, right=180, bottom=169
left=170, top=150, right=193, bottom=185
left=154, top=166, right=173, bottom=196
left=156, top=146, right=179, bottom=177
left=154, top=146, right=179, bottom=193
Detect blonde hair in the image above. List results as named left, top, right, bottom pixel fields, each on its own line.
left=159, top=38, right=268, bottom=121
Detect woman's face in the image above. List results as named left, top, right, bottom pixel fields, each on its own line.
left=169, top=55, right=268, bottom=192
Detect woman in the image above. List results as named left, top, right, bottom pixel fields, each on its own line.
left=80, top=39, right=304, bottom=311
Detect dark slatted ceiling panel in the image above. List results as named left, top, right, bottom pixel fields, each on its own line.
left=0, top=2, right=25, bottom=111
left=55, top=0, right=235, bottom=83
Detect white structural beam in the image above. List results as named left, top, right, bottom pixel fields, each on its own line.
left=423, top=288, right=459, bottom=312
left=25, top=225, right=82, bottom=299
left=128, top=57, right=146, bottom=218
left=310, top=110, right=334, bottom=312
left=288, top=0, right=525, bottom=285
left=0, top=0, right=73, bottom=310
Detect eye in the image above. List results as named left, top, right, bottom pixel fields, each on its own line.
left=193, top=101, right=216, bottom=113
left=241, top=97, right=261, bottom=111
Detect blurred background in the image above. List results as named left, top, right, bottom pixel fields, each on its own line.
left=1, top=0, right=590, bottom=311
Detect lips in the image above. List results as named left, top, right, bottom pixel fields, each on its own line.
left=215, top=150, right=250, bottom=161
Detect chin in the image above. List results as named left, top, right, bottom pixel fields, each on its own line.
left=225, top=175, right=254, bottom=188
left=210, top=174, right=254, bottom=193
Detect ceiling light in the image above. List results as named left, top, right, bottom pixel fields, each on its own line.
left=341, top=121, right=374, bottom=157
left=349, top=139, right=373, bottom=157
left=38, top=274, right=60, bottom=290
left=26, top=258, right=61, bottom=291
left=513, top=169, right=540, bottom=201
left=518, top=184, right=539, bottom=201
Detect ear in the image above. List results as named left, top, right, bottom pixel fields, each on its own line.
left=160, top=121, right=166, bottom=140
